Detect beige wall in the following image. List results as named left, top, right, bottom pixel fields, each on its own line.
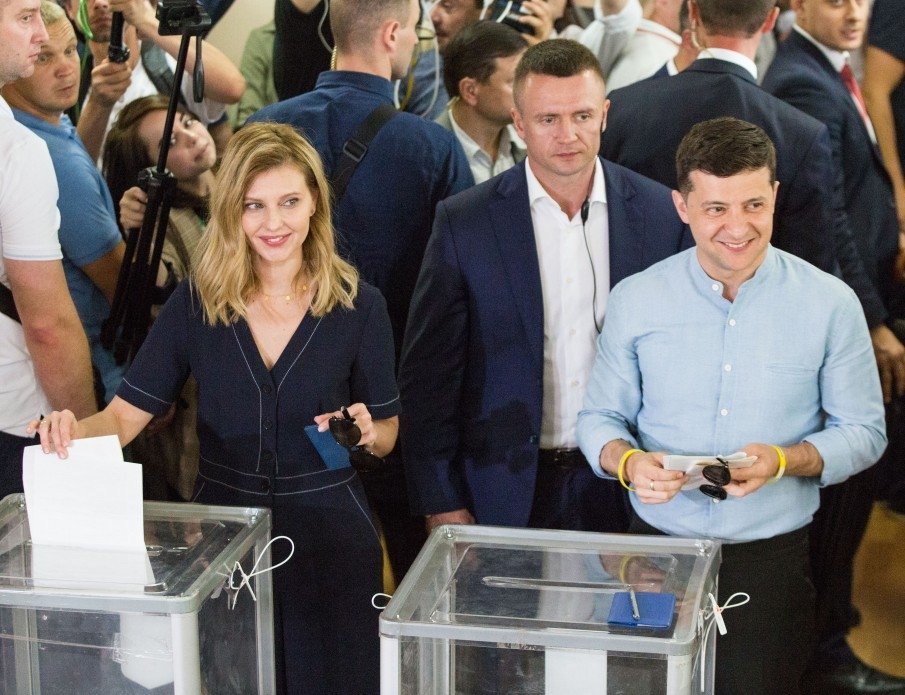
left=206, top=0, right=274, bottom=67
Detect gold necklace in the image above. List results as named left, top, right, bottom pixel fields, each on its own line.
left=260, top=283, right=309, bottom=304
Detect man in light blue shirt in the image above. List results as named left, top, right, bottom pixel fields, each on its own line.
left=577, top=117, right=886, bottom=695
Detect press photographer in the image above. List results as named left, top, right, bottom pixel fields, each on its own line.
left=70, top=0, right=244, bottom=161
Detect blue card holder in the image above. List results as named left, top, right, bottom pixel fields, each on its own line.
left=304, top=425, right=351, bottom=470
left=607, top=591, right=676, bottom=629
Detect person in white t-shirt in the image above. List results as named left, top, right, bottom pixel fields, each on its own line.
left=0, top=0, right=95, bottom=496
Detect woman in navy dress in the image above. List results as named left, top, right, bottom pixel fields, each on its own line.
left=30, top=122, right=399, bottom=695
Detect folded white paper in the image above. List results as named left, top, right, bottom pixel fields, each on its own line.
left=22, top=434, right=146, bottom=553
left=662, top=451, right=756, bottom=491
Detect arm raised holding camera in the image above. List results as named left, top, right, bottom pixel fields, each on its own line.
left=109, top=0, right=245, bottom=104
left=514, top=0, right=556, bottom=44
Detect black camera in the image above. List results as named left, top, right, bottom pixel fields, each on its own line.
left=484, top=0, right=535, bottom=36
left=156, top=0, right=210, bottom=36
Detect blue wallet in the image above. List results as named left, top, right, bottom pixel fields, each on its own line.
left=304, top=425, right=351, bottom=470
left=607, top=591, right=676, bottom=629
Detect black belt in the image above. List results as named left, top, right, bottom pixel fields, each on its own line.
left=538, top=448, right=587, bottom=470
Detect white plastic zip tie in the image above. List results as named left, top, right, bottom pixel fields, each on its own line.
left=695, top=591, right=750, bottom=692
left=371, top=592, right=393, bottom=610
left=225, top=535, right=295, bottom=610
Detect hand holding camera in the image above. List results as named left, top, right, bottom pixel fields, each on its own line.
left=485, top=0, right=556, bottom=42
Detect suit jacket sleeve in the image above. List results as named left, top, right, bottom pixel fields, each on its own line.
left=771, top=124, right=839, bottom=275
left=769, top=78, right=888, bottom=327
left=433, top=133, right=475, bottom=212
left=399, top=201, right=471, bottom=515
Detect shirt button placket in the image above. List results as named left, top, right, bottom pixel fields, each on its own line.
left=260, top=379, right=277, bottom=496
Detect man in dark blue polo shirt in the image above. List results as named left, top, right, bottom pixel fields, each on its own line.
left=250, top=0, right=470, bottom=356
left=249, top=0, right=472, bottom=582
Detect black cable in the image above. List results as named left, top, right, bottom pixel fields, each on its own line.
left=580, top=199, right=602, bottom=334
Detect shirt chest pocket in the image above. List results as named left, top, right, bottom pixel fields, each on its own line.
left=764, top=363, right=819, bottom=383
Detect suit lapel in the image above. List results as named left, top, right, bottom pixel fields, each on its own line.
left=789, top=32, right=887, bottom=171
left=490, top=163, right=544, bottom=371
left=603, top=159, right=644, bottom=287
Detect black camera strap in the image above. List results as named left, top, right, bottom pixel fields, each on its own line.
left=0, top=283, right=20, bottom=324
left=332, top=103, right=398, bottom=203
left=141, top=41, right=189, bottom=111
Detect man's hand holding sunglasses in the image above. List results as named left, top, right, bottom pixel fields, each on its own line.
left=601, top=440, right=686, bottom=505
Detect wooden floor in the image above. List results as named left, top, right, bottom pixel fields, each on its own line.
left=848, top=504, right=905, bottom=677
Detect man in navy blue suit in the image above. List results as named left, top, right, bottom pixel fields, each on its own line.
left=399, top=39, right=691, bottom=533
left=602, top=0, right=841, bottom=276
left=764, top=2, right=905, bottom=693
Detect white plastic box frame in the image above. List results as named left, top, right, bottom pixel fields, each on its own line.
left=380, top=525, right=721, bottom=695
left=0, top=494, right=276, bottom=694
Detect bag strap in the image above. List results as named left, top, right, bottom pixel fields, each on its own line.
left=0, top=283, right=20, bottom=324
left=140, top=42, right=188, bottom=110
left=332, top=103, right=398, bottom=204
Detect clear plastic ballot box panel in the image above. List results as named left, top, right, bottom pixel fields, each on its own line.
left=380, top=525, right=721, bottom=695
left=0, top=494, right=275, bottom=694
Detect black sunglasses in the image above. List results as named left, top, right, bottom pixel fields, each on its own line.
left=328, top=407, right=384, bottom=473
left=699, top=457, right=731, bottom=501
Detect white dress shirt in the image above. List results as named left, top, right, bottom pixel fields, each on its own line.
left=697, top=47, right=759, bottom=80
left=526, top=158, right=609, bottom=449
left=448, top=109, right=519, bottom=184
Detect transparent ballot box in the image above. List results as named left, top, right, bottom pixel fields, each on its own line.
left=0, top=495, right=275, bottom=694
left=380, top=525, right=721, bottom=695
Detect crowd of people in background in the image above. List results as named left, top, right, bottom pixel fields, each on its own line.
left=2, top=0, right=905, bottom=694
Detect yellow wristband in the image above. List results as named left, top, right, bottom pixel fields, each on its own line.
left=618, top=554, right=641, bottom=585
left=617, top=448, right=643, bottom=492
left=770, top=445, right=786, bottom=481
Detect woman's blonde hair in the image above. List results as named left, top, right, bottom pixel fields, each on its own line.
left=192, top=122, right=358, bottom=325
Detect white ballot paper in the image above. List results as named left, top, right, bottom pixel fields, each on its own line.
left=22, top=435, right=151, bottom=587
left=662, top=451, right=757, bottom=491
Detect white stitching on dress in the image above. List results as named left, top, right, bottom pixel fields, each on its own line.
left=368, top=394, right=400, bottom=408
left=276, top=316, right=323, bottom=394
left=346, top=485, right=381, bottom=544
left=272, top=473, right=357, bottom=495
left=120, top=378, right=171, bottom=405
left=200, top=455, right=268, bottom=479
left=190, top=481, right=206, bottom=502
left=276, top=467, right=346, bottom=479
left=196, top=472, right=269, bottom=496
left=230, top=325, right=264, bottom=472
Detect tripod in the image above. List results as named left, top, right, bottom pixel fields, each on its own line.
left=101, top=0, right=211, bottom=365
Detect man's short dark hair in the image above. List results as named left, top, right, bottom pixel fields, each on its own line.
left=330, top=0, right=412, bottom=53
left=675, top=117, right=777, bottom=195
left=513, top=39, right=604, bottom=108
left=695, top=0, right=775, bottom=38
left=443, top=21, right=527, bottom=98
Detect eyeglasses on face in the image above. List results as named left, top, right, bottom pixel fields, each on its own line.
left=328, top=406, right=384, bottom=474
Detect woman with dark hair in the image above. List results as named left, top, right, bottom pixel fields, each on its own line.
left=102, top=94, right=218, bottom=500
left=31, top=122, right=398, bottom=695
left=103, top=93, right=216, bottom=290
